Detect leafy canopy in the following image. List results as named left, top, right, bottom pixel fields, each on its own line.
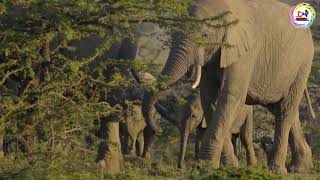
left=0, top=0, right=229, bottom=175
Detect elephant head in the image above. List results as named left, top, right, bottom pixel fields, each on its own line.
left=142, top=0, right=254, bottom=135
left=154, top=92, right=205, bottom=168
left=142, top=32, right=205, bottom=135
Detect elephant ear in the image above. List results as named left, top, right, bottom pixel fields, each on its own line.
left=220, top=15, right=254, bottom=68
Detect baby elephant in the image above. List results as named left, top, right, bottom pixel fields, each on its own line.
left=157, top=92, right=256, bottom=168
left=120, top=102, right=146, bottom=156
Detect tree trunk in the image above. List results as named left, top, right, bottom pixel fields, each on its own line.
left=38, top=35, right=51, bottom=81
left=97, top=119, right=123, bottom=175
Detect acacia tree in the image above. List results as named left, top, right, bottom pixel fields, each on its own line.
left=0, top=0, right=231, bottom=176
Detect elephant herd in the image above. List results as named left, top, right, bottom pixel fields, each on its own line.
left=141, top=0, right=317, bottom=174
left=1, top=0, right=318, bottom=175
left=38, top=0, right=317, bottom=174
left=120, top=79, right=315, bottom=172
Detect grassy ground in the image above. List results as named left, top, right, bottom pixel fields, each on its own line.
left=1, top=121, right=319, bottom=180
left=6, top=157, right=318, bottom=180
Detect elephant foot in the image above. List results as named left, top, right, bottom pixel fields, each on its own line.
left=222, top=155, right=239, bottom=167
left=211, top=159, right=220, bottom=169
left=229, top=158, right=239, bottom=167
left=142, top=150, right=152, bottom=160
left=288, top=140, right=314, bottom=173
left=98, top=159, right=122, bottom=175
left=123, top=149, right=135, bottom=156
left=247, top=156, right=257, bottom=166
left=98, top=160, right=106, bottom=169
left=198, top=148, right=220, bottom=169
left=197, top=159, right=219, bottom=170
left=268, top=162, right=287, bottom=174
left=288, top=161, right=314, bottom=173
left=288, top=153, right=314, bottom=173
left=178, top=161, right=185, bottom=169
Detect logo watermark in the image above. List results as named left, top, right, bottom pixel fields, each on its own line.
left=290, top=3, right=316, bottom=29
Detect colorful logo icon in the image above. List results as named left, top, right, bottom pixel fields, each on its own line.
left=290, top=3, right=316, bottom=29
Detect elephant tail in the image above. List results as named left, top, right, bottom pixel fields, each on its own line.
left=304, top=88, right=316, bottom=120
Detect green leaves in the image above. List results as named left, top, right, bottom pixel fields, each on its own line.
left=0, top=2, right=5, bottom=15
left=0, top=0, right=233, bottom=176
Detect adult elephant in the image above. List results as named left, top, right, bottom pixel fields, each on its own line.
left=142, top=0, right=314, bottom=173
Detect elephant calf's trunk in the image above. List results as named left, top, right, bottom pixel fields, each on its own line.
left=178, top=130, right=190, bottom=168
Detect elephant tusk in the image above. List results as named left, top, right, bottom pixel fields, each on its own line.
left=192, top=66, right=202, bottom=89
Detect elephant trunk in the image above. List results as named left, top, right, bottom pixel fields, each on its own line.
left=142, top=33, right=197, bottom=134
left=178, top=127, right=190, bottom=168
left=155, top=102, right=179, bottom=125
left=142, top=89, right=173, bottom=135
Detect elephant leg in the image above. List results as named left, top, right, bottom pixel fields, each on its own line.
left=288, top=115, right=313, bottom=173
left=121, top=131, right=131, bottom=154
left=142, top=125, right=158, bottom=160
left=129, top=135, right=137, bottom=156
left=240, top=107, right=257, bottom=166
left=198, top=62, right=220, bottom=166
left=195, top=128, right=201, bottom=160
left=195, top=127, right=205, bottom=160
left=268, top=104, right=296, bottom=173
left=199, top=60, right=252, bottom=168
left=136, top=131, right=144, bottom=157
left=221, top=134, right=239, bottom=167
left=269, top=69, right=309, bottom=174
left=231, top=133, right=239, bottom=157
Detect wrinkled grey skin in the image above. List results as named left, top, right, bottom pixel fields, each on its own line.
left=121, top=103, right=146, bottom=156
left=156, top=92, right=257, bottom=168
left=142, top=0, right=314, bottom=173
left=142, top=124, right=157, bottom=160
left=226, top=105, right=256, bottom=167
left=129, top=72, right=165, bottom=160
left=155, top=92, right=205, bottom=167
